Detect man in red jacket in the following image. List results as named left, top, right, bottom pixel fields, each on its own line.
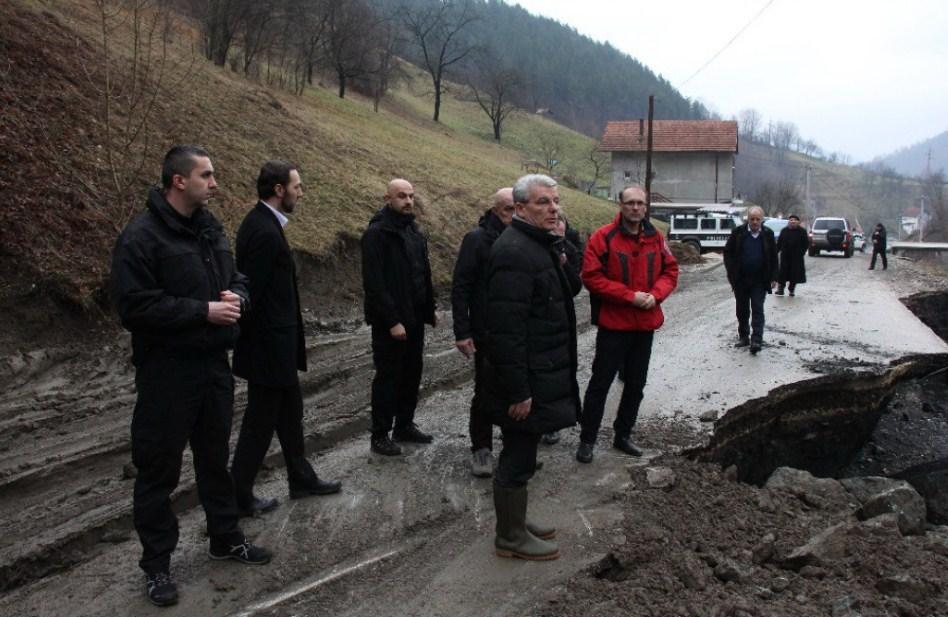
left=576, top=185, right=679, bottom=463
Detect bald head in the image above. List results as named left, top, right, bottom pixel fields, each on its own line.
left=747, top=206, right=764, bottom=232
left=491, top=187, right=515, bottom=226
left=385, top=178, right=415, bottom=214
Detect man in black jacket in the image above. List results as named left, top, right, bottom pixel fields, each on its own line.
left=361, top=179, right=437, bottom=456
left=775, top=214, right=807, bottom=296
left=111, top=145, right=271, bottom=607
left=869, top=223, right=888, bottom=270
left=485, top=174, right=581, bottom=561
left=723, top=206, right=779, bottom=355
left=451, top=187, right=514, bottom=477
left=231, top=161, right=341, bottom=518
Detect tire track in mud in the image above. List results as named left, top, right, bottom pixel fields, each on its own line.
left=0, top=294, right=596, bottom=592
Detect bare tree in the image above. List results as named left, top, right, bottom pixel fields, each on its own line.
left=324, top=0, right=378, bottom=98
left=467, top=53, right=520, bottom=141
left=737, top=108, right=762, bottom=142
left=84, top=0, right=193, bottom=229
left=364, top=12, right=404, bottom=112
left=753, top=178, right=801, bottom=215
left=772, top=121, right=799, bottom=152
left=402, top=0, right=478, bottom=122
left=192, top=0, right=254, bottom=66
left=586, top=146, right=610, bottom=194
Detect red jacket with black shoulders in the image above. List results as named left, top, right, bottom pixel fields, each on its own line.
left=581, top=214, right=679, bottom=332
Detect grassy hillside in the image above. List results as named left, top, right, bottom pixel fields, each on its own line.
left=0, top=0, right=618, bottom=314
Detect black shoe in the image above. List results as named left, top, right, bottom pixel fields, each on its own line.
left=208, top=538, right=272, bottom=565
left=613, top=435, right=643, bottom=457
left=145, top=571, right=178, bottom=607
left=370, top=436, right=402, bottom=456
left=789, top=290, right=795, bottom=297
left=289, top=477, right=342, bottom=499
left=735, top=337, right=750, bottom=348
left=236, top=495, right=279, bottom=518
left=576, top=442, right=594, bottom=464
left=749, top=342, right=761, bottom=355
left=392, top=423, right=433, bottom=444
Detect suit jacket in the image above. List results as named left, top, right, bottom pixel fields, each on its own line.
left=232, top=202, right=306, bottom=387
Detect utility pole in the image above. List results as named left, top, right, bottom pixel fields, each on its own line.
left=804, top=165, right=811, bottom=223
left=645, top=95, right=654, bottom=218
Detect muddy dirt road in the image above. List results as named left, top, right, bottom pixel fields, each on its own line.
left=2, top=251, right=946, bottom=616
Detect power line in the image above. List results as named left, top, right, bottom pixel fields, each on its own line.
left=680, top=0, right=778, bottom=87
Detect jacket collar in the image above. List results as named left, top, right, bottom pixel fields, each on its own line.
left=479, top=209, right=507, bottom=236
left=146, top=187, right=220, bottom=237
left=611, top=212, right=656, bottom=237
left=370, top=204, right=418, bottom=233
left=511, top=216, right=558, bottom=246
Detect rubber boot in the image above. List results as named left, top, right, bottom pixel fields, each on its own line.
left=526, top=519, right=556, bottom=540
left=493, top=483, right=560, bottom=560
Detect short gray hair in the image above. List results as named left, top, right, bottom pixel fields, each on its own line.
left=512, top=174, right=557, bottom=204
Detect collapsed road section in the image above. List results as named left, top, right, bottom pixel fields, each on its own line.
left=692, top=354, right=948, bottom=486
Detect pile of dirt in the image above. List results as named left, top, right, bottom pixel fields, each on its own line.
left=669, top=241, right=704, bottom=265
left=535, top=450, right=948, bottom=617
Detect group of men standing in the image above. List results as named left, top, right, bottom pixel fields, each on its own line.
left=112, top=145, right=683, bottom=605
left=112, top=147, right=341, bottom=607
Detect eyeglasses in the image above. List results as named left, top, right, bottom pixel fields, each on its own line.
left=621, top=200, right=646, bottom=206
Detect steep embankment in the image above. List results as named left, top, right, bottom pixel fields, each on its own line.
left=0, top=0, right=616, bottom=347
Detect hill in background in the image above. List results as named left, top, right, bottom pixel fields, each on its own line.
left=876, top=129, right=948, bottom=178
left=0, top=0, right=625, bottom=345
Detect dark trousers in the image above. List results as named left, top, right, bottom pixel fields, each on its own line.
left=870, top=248, right=888, bottom=269
left=735, top=281, right=768, bottom=344
left=579, top=328, right=654, bottom=445
left=495, top=428, right=541, bottom=488
left=469, top=348, right=493, bottom=452
left=231, top=379, right=316, bottom=500
left=131, top=350, right=241, bottom=575
left=370, top=323, right=424, bottom=438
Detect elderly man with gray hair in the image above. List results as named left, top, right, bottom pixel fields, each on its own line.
left=483, top=174, right=581, bottom=561
left=723, top=205, right=779, bottom=354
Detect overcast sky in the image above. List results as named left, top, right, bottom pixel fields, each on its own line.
left=512, top=0, right=948, bottom=163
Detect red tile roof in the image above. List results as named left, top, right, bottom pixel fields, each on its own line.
left=599, top=120, right=738, bottom=153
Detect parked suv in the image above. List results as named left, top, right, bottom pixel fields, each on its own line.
left=808, top=217, right=854, bottom=257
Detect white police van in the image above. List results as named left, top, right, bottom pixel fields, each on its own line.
left=659, top=205, right=745, bottom=253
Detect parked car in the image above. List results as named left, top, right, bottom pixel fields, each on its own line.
left=764, top=217, right=789, bottom=242
left=852, top=231, right=866, bottom=252
left=808, top=217, right=854, bottom=257
left=666, top=211, right=743, bottom=253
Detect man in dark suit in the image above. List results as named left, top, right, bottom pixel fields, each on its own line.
left=231, top=161, right=341, bottom=517
left=723, top=205, right=779, bottom=355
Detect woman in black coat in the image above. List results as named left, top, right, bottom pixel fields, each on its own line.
left=776, top=214, right=808, bottom=296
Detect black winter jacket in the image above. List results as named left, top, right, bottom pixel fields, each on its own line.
left=232, top=202, right=306, bottom=387
left=485, top=217, right=581, bottom=434
left=723, top=224, right=779, bottom=289
left=361, top=206, right=436, bottom=331
left=451, top=209, right=506, bottom=343
left=111, top=187, right=249, bottom=366
left=777, top=225, right=808, bottom=285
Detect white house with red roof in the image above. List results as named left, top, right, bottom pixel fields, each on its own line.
left=599, top=119, right=739, bottom=203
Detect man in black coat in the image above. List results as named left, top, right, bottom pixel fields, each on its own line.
left=231, top=161, right=342, bottom=517
left=111, top=145, right=271, bottom=607
left=451, top=187, right=514, bottom=477
left=361, top=178, right=437, bottom=456
left=485, top=174, right=581, bottom=561
left=775, top=214, right=808, bottom=297
left=723, top=206, right=779, bottom=355
left=869, top=223, right=888, bottom=270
